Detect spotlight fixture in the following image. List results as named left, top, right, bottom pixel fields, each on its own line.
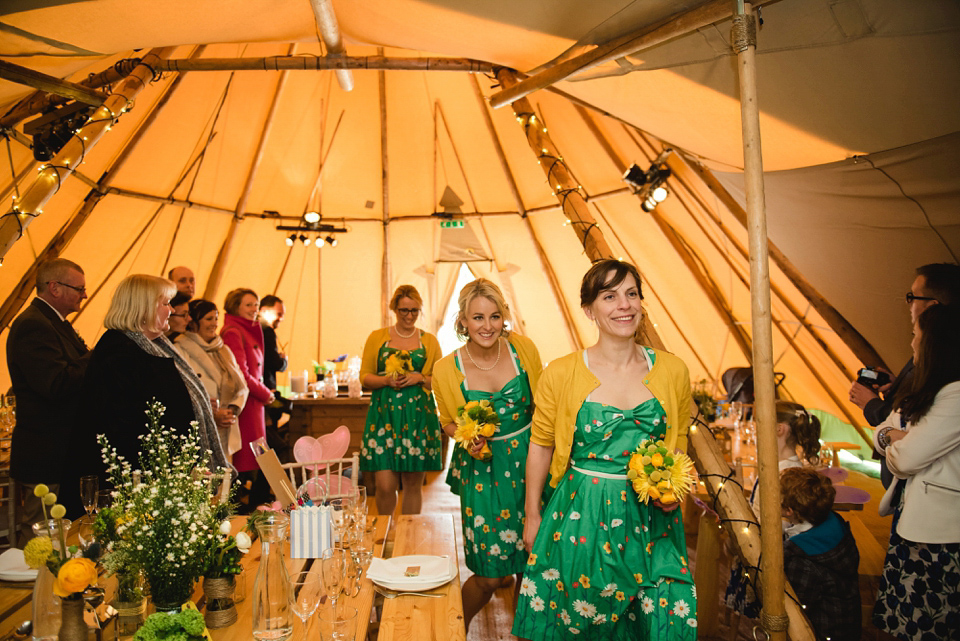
left=299, top=234, right=310, bottom=246
left=315, top=235, right=325, bottom=248
left=326, top=235, right=337, bottom=247
left=276, top=219, right=348, bottom=246
left=285, top=233, right=296, bottom=247
left=623, top=150, right=672, bottom=212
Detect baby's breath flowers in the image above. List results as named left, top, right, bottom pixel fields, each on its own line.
left=98, top=401, right=227, bottom=608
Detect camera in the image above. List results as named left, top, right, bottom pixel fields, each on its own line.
left=857, top=366, right=891, bottom=388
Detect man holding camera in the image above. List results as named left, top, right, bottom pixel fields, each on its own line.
left=849, top=263, right=960, bottom=486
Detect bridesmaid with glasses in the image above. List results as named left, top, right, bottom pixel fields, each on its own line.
left=359, top=285, right=442, bottom=518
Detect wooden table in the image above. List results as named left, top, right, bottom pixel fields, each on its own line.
left=212, top=514, right=390, bottom=641
left=376, top=515, right=465, bottom=641
left=287, top=397, right=371, bottom=456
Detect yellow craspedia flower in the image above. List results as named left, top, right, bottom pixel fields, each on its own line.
left=50, top=504, right=66, bottom=519
left=54, top=558, right=98, bottom=597
left=42, top=492, right=58, bottom=506
left=33, top=484, right=50, bottom=498
left=23, top=536, right=53, bottom=569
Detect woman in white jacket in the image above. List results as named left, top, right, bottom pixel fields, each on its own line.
left=872, top=304, right=960, bottom=640
left=175, top=299, right=248, bottom=460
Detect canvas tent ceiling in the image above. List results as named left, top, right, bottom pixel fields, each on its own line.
left=1, top=0, right=958, bottom=430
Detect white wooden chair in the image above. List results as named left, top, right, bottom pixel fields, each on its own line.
left=281, top=453, right=360, bottom=502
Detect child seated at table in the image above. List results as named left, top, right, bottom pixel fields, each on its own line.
left=725, top=401, right=822, bottom=620
left=780, top=466, right=861, bottom=641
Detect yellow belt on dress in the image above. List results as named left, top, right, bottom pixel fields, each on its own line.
left=489, top=422, right=531, bottom=442
left=570, top=465, right=628, bottom=480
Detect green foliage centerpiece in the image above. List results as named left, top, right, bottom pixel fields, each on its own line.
left=98, top=401, right=225, bottom=611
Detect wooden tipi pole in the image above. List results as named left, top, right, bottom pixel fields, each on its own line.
left=378, top=57, right=391, bottom=327
left=734, top=5, right=787, bottom=639
left=469, top=74, right=582, bottom=350
left=0, top=46, right=185, bottom=330
left=204, top=45, right=294, bottom=300
left=0, top=47, right=171, bottom=260
left=676, top=152, right=889, bottom=371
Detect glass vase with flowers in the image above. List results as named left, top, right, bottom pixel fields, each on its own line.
left=97, top=401, right=226, bottom=613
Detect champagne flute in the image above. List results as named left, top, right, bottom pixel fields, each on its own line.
left=320, top=547, right=347, bottom=617
left=327, top=498, right=354, bottom=546
left=80, top=475, right=99, bottom=518
left=289, top=571, right=322, bottom=641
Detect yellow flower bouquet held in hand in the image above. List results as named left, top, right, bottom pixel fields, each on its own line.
left=453, top=400, right=500, bottom=460
left=382, top=350, right=413, bottom=377
left=626, top=439, right=695, bottom=508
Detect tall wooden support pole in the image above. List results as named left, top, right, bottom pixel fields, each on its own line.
left=734, top=6, right=787, bottom=639
left=0, top=47, right=196, bottom=331
left=0, top=48, right=170, bottom=260
left=307, top=0, right=354, bottom=91
left=204, top=46, right=294, bottom=300
left=678, top=153, right=889, bottom=371
left=469, top=74, right=582, bottom=351
left=378, top=57, right=391, bottom=327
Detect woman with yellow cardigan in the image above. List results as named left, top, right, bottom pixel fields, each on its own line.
left=433, top=278, right=542, bottom=633
left=513, top=260, right=697, bottom=640
left=359, top=285, right=442, bottom=518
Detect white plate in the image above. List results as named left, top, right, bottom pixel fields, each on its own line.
left=368, top=555, right=456, bottom=592
left=0, top=549, right=37, bottom=582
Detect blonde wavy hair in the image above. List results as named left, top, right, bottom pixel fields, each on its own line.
left=454, top=278, right=512, bottom=341
left=103, top=274, right=175, bottom=334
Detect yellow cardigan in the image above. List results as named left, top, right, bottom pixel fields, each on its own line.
left=359, top=327, right=441, bottom=393
left=531, top=347, right=693, bottom=488
left=433, top=333, right=543, bottom=425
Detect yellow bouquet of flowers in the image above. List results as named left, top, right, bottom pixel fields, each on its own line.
left=383, top=350, right=413, bottom=377
left=453, top=400, right=500, bottom=460
left=626, top=439, right=695, bottom=507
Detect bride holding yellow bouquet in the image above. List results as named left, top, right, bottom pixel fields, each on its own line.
left=433, top=279, right=542, bottom=633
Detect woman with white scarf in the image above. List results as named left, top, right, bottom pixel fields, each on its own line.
left=175, top=299, right=248, bottom=460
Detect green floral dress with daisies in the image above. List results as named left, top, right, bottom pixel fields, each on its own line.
left=360, top=344, right=442, bottom=472
left=445, top=342, right=534, bottom=577
left=513, top=349, right=697, bottom=641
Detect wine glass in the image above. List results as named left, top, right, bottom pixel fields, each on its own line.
left=327, top=498, right=355, bottom=545
left=290, top=571, right=322, bottom=641
left=80, top=475, right=99, bottom=519
left=320, top=547, right=347, bottom=616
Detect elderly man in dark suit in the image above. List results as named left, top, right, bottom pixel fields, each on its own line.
left=7, top=258, right=90, bottom=542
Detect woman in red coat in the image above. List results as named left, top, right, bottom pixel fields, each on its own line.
left=221, top=288, right=274, bottom=474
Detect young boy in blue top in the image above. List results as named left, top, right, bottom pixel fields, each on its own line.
left=780, top=467, right=862, bottom=641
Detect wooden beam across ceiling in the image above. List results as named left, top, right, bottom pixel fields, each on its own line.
left=155, top=55, right=493, bottom=74
left=0, top=59, right=107, bottom=107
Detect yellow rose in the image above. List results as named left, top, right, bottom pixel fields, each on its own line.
left=651, top=452, right=664, bottom=467
left=660, top=490, right=677, bottom=504
left=478, top=422, right=496, bottom=438
left=54, top=558, right=98, bottom=597
left=647, top=486, right=661, bottom=500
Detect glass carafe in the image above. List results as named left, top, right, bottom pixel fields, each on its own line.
left=252, top=515, right=294, bottom=641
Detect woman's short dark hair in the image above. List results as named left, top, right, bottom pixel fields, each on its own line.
left=580, top=259, right=644, bottom=307
left=896, top=304, right=960, bottom=423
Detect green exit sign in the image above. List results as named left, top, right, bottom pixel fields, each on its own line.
left=440, top=220, right=465, bottom=228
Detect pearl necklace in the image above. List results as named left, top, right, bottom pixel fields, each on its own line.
left=393, top=324, right=417, bottom=339
left=464, top=338, right=501, bottom=371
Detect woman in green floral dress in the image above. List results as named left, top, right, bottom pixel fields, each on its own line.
left=434, top=279, right=543, bottom=633
left=359, top=285, right=442, bottom=517
left=513, top=260, right=697, bottom=641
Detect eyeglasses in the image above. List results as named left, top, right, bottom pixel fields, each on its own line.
left=397, top=308, right=421, bottom=316
left=905, top=292, right=938, bottom=305
left=51, top=281, right=86, bottom=294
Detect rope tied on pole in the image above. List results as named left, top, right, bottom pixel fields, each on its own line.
left=760, top=611, right=790, bottom=632
left=731, top=14, right=757, bottom=53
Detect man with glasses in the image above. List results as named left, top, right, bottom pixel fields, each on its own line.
left=849, top=262, right=960, bottom=486
left=6, top=258, right=91, bottom=542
